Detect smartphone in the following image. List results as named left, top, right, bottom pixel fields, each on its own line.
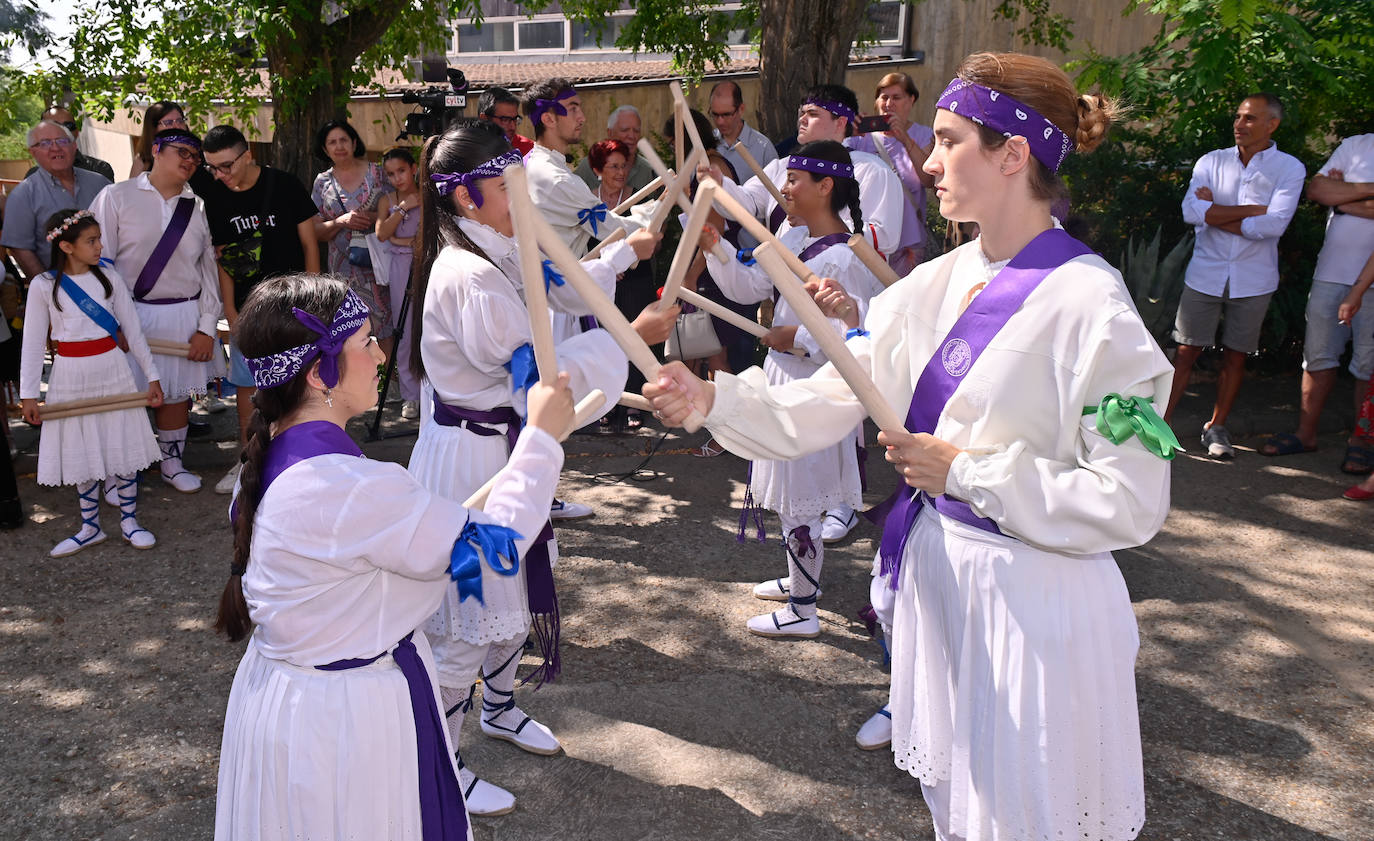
left=856, top=114, right=892, bottom=133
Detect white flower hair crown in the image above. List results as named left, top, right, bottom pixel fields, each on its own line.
left=45, top=210, right=94, bottom=242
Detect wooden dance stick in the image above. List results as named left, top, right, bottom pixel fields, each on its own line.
left=658, top=181, right=718, bottom=311
left=147, top=338, right=192, bottom=357
left=732, top=143, right=789, bottom=211
left=582, top=227, right=627, bottom=262
left=751, top=242, right=905, bottom=432
left=504, top=164, right=559, bottom=386
left=618, top=391, right=653, bottom=412
left=673, top=101, right=685, bottom=171
left=703, top=177, right=820, bottom=285
left=612, top=175, right=664, bottom=214
left=673, top=287, right=767, bottom=339
left=461, top=389, right=607, bottom=511
left=526, top=211, right=708, bottom=432
left=645, top=166, right=687, bottom=234
left=39, top=391, right=149, bottom=420
left=847, top=233, right=901, bottom=288
left=636, top=140, right=734, bottom=263
left=669, top=81, right=708, bottom=156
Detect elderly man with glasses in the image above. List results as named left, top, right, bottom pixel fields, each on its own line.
left=0, top=120, right=112, bottom=279
left=23, top=106, right=115, bottom=182
left=574, top=104, right=656, bottom=195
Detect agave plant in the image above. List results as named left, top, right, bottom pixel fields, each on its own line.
left=1119, top=226, right=1195, bottom=346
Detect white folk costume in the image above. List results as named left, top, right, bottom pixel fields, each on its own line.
left=703, top=232, right=1172, bottom=840
left=216, top=419, right=565, bottom=841
left=706, top=225, right=884, bottom=635
left=408, top=215, right=627, bottom=810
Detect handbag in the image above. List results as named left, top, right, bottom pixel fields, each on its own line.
left=347, top=240, right=373, bottom=268
left=665, top=306, right=723, bottom=362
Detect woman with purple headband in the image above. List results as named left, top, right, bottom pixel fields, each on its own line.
left=698, top=140, right=884, bottom=641
left=648, top=52, right=1176, bottom=841
left=212, top=273, right=576, bottom=840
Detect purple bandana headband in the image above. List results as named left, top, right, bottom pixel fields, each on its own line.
left=153, top=133, right=201, bottom=152
left=935, top=78, right=1075, bottom=173
left=245, top=289, right=370, bottom=390
left=430, top=149, right=524, bottom=207
left=787, top=155, right=854, bottom=180
left=531, top=88, right=577, bottom=125
left=803, top=97, right=858, bottom=125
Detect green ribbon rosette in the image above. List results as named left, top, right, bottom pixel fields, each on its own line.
left=1082, top=393, right=1181, bottom=460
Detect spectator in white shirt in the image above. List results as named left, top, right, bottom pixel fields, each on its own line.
left=1165, top=93, right=1306, bottom=458
left=1259, top=131, right=1374, bottom=471
left=708, top=80, right=777, bottom=182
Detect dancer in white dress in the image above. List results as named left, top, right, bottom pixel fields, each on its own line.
left=647, top=52, right=1176, bottom=841
left=213, top=274, right=577, bottom=841
left=405, top=120, right=673, bottom=816
left=89, top=128, right=224, bottom=494
left=700, top=141, right=883, bottom=640
left=20, top=210, right=164, bottom=557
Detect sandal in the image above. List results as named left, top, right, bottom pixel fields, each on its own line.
left=1259, top=432, right=1316, bottom=457
left=691, top=438, right=725, bottom=458
left=1341, top=444, right=1374, bottom=476
left=1343, top=485, right=1374, bottom=500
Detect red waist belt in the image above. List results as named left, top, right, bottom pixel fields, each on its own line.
left=56, top=337, right=118, bottom=357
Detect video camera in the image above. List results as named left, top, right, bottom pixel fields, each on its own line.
left=399, top=65, right=469, bottom=140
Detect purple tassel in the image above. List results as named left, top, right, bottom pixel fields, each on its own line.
left=788, top=524, right=817, bottom=559
left=524, top=601, right=561, bottom=687
left=519, top=523, right=562, bottom=687
left=737, top=462, right=767, bottom=544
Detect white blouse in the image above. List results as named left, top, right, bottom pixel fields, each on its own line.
left=525, top=144, right=641, bottom=256
left=706, top=238, right=1175, bottom=555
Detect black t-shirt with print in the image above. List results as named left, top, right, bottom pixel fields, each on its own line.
left=203, top=166, right=319, bottom=309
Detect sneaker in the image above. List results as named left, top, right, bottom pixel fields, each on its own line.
left=215, top=462, right=242, bottom=496
left=855, top=705, right=892, bottom=750
left=550, top=499, right=594, bottom=520
left=746, top=605, right=821, bottom=639
left=400, top=400, right=420, bottom=420
left=1202, top=424, right=1234, bottom=459
left=821, top=506, right=858, bottom=543
left=199, top=394, right=229, bottom=414
left=752, top=576, right=822, bottom=603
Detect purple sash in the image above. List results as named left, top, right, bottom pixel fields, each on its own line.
left=228, top=421, right=363, bottom=523
left=431, top=398, right=562, bottom=685
left=317, top=633, right=469, bottom=841
left=873, top=228, right=1092, bottom=584
left=772, top=233, right=850, bottom=306
left=133, top=196, right=195, bottom=301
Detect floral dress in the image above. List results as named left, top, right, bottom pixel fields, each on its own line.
left=312, top=162, right=394, bottom=337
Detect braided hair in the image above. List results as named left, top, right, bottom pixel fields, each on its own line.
left=790, top=140, right=863, bottom=233
left=215, top=273, right=353, bottom=642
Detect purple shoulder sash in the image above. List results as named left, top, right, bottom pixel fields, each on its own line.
left=228, top=420, right=363, bottom=523
left=873, top=228, right=1093, bottom=583
left=772, top=232, right=850, bottom=304
left=133, top=196, right=195, bottom=301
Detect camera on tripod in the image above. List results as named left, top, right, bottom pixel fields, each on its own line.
left=399, top=65, right=469, bottom=140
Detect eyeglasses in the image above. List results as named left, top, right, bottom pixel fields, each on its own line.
left=30, top=137, right=75, bottom=150
left=157, top=115, right=189, bottom=129
left=162, top=145, right=202, bottom=163
left=203, top=147, right=247, bottom=175
left=490, top=114, right=519, bottom=125
left=709, top=109, right=739, bottom=120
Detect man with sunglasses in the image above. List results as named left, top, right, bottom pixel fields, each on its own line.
left=22, top=106, right=115, bottom=182
left=89, top=128, right=225, bottom=494
left=1, top=120, right=111, bottom=279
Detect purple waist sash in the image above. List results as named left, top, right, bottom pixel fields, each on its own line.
left=135, top=291, right=202, bottom=306
left=316, top=633, right=469, bottom=841
left=431, top=398, right=562, bottom=684
left=874, top=228, right=1093, bottom=586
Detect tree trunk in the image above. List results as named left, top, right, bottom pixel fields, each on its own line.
left=756, top=0, right=873, bottom=140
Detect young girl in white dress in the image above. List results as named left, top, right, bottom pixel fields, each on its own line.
left=647, top=52, right=1177, bottom=841
left=406, top=120, right=671, bottom=816
left=19, top=210, right=164, bottom=556
left=701, top=140, right=884, bottom=640
left=213, top=273, right=576, bottom=841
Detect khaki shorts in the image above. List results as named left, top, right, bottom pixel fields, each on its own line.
left=1173, top=284, right=1273, bottom=354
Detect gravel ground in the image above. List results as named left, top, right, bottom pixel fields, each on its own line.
left=0, top=373, right=1369, bottom=841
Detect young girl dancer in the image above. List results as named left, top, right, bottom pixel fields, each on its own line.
left=408, top=120, right=669, bottom=816
left=213, top=273, right=575, bottom=840
left=376, top=146, right=423, bottom=419
left=20, top=210, right=164, bottom=556
left=701, top=140, right=884, bottom=640
left=649, top=52, right=1175, bottom=841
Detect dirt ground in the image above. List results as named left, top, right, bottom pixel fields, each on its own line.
left=1, top=372, right=1370, bottom=841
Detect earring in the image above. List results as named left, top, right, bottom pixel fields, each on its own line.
left=324, top=388, right=334, bottom=408
left=466, top=204, right=476, bottom=210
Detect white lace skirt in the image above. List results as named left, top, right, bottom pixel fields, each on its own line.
left=890, top=506, right=1145, bottom=841
left=408, top=411, right=551, bottom=660
left=748, top=355, right=864, bottom=520
left=37, top=349, right=161, bottom=486
left=214, top=633, right=471, bottom=841
left=130, top=300, right=225, bottom=400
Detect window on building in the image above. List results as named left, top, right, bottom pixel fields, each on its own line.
left=867, top=0, right=904, bottom=42
left=518, top=20, right=566, bottom=50
left=571, top=16, right=628, bottom=50
left=456, top=21, right=514, bottom=53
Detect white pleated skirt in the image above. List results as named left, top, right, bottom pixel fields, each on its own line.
left=215, top=632, right=471, bottom=841
left=37, top=349, right=161, bottom=486
left=749, top=354, right=863, bottom=520
left=889, top=507, right=1145, bottom=841
left=409, top=412, right=550, bottom=677
left=130, top=300, right=225, bottom=399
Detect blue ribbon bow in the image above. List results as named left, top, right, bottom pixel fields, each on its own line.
left=449, top=520, right=523, bottom=604
left=736, top=248, right=756, bottom=266
left=290, top=306, right=350, bottom=388
left=845, top=327, right=869, bottom=340
left=503, top=343, right=539, bottom=396
left=542, top=259, right=565, bottom=294
left=578, top=203, right=608, bottom=236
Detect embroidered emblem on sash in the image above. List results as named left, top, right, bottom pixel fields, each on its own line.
left=941, top=338, right=972, bottom=377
